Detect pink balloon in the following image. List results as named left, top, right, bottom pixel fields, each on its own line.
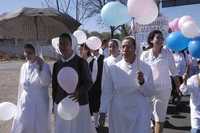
left=168, top=21, right=174, bottom=31
left=173, top=18, right=180, bottom=31
left=168, top=18, right=180, bottom=32
left=127, top=0, right=154, bottom=17
left=57, top=67, right=78, bottom=94
left=129, top=0, right=158, bottom=25
left=178, top=16, right=193, bottom=30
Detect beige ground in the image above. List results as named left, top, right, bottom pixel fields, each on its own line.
left=0, top=60, right=55, bottom=133
left=0, top=61, right=22, bottom=133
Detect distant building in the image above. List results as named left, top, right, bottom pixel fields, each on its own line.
left=0, top=38, right=57, bottom=59
left=131, top=14, right=169, bottom=51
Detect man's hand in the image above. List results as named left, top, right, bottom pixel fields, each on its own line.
left=68, top=91, right=79, bottom=102
left=137, top=71, right=145, bottom=85
left=99, top=113, right=106, bottom=127
left=174, top=76, right=182, bottom=96
left=182, top=73, right=188, bottom=85
left=35, top=56, right=44, bottom=71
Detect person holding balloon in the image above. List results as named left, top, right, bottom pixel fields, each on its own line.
left=179, top=60, right=200, bottom=133
left=52, top=33, right=96, bottom=133
left=99, top=36, right=155, bottom=133
left=171, top=50, right=190, bottom=105
left=11, top=44, right=51, bottom=133
left=140, top=30, right=180, bottom=133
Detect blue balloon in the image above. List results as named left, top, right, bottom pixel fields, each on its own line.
left=188, top=39, right=200, bottom=58
left=101, top=1, right=131, bottom=26
left=193, top=36, right=200, bottom=41
left=166, top=32, right=191, bottom=52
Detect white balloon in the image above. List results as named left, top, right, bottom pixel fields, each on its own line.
left=0, top=102, right=17, bottom=121
left=128, top=0, right=155, bottom=17
left=57, top=67, right=79, bottom=94
left=86, top=36, right=102, bottom=50
left=180, top=20, right=200, bottom=38
left=57, top=97, right=80, bottom=120
left=134, top=1, right=158, bottom=25
left=52, top=37, right=61, bottom=54
left=73, top=30, right=87, bottom=44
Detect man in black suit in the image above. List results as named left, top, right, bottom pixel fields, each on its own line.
left=89, top=49, right=104, bottom=127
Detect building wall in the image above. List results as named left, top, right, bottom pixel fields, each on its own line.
left=0, top=39, right=58, bottom=59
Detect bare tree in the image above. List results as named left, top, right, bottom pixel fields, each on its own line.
left=42, top=0, right=90, bottom=22
left=42, top=0, right=130, bottom=37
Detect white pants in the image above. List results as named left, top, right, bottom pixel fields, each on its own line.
left=152, top=89, right=171, bottom=122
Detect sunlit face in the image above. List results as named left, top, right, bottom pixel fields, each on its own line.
left=108, top=41, right=119, bottom=56
left=59, top=37, right=72, bottom=56
left=151, top=33, right=164, bottom=49
left=122, top=39, right=136, bottom=59
left=24, top=48, right=35, bottom=61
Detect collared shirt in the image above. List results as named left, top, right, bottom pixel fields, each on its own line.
left=140, top=47, right=177, bottom=90
left=173, top=52, right=189, bottom=76
left=104, top=54, right=122, bottom=67
left=180, top=74, right=200, bottom=128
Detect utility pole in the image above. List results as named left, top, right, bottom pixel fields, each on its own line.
left=155, top=0, right=161, bottom=14
left=76, top=0, right=79, bottom=21
left=56, top=0, right=60, bottom=12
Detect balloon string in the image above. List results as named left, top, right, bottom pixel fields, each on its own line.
left=136, top=49, right=140, bottom=72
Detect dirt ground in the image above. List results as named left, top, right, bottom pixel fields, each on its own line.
left=0, top=60, right=55, bottom=133
left=0, top=61, right=22, bottom=133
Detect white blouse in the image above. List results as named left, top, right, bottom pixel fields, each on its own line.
left=140, top=48, right=177, bottom=90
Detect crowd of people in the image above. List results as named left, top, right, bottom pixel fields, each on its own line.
left=10, top=30, right=200, bottom=133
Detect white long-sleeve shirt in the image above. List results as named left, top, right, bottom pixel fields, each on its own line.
left=140, top=48, right=177, bottom=90
left=173, top=52, right=189, bottom=76
left=100, top=59, right=155, bottom=133
left=179, top=74, right=200, bottom=129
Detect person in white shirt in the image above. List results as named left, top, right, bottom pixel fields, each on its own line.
left=173, top=50, right=190, bottom=77
left=99, top=39, right=109, bottom=58
left=104, top=39, right=122, bottom=67
left=99, top=36, right=155, bottom=133
left=140, top=30, right=180, bottom=133
left=11, top=44, right=51, bottom=133
left=179, top=60, right=200, bottom=133
left=171, top=50, right=190, bottom=104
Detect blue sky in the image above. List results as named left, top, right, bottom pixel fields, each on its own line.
left=0, top=0, right=199, bottom=32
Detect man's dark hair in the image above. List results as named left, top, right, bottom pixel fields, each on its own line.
left=59, top=33, right=72, bottom=44
left=24, top=44, right=35, bottom=53
left=80, top=43, right=91, bottom=56
left=123, top=36, right=136, bottom=49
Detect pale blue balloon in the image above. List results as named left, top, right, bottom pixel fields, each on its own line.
left=101, top=1, right=131, bottom=26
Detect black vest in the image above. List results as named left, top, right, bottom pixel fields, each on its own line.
left=89, top=54, right=104, bottom=92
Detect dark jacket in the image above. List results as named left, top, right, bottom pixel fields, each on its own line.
left=52, top=55, right=93, bottom=105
